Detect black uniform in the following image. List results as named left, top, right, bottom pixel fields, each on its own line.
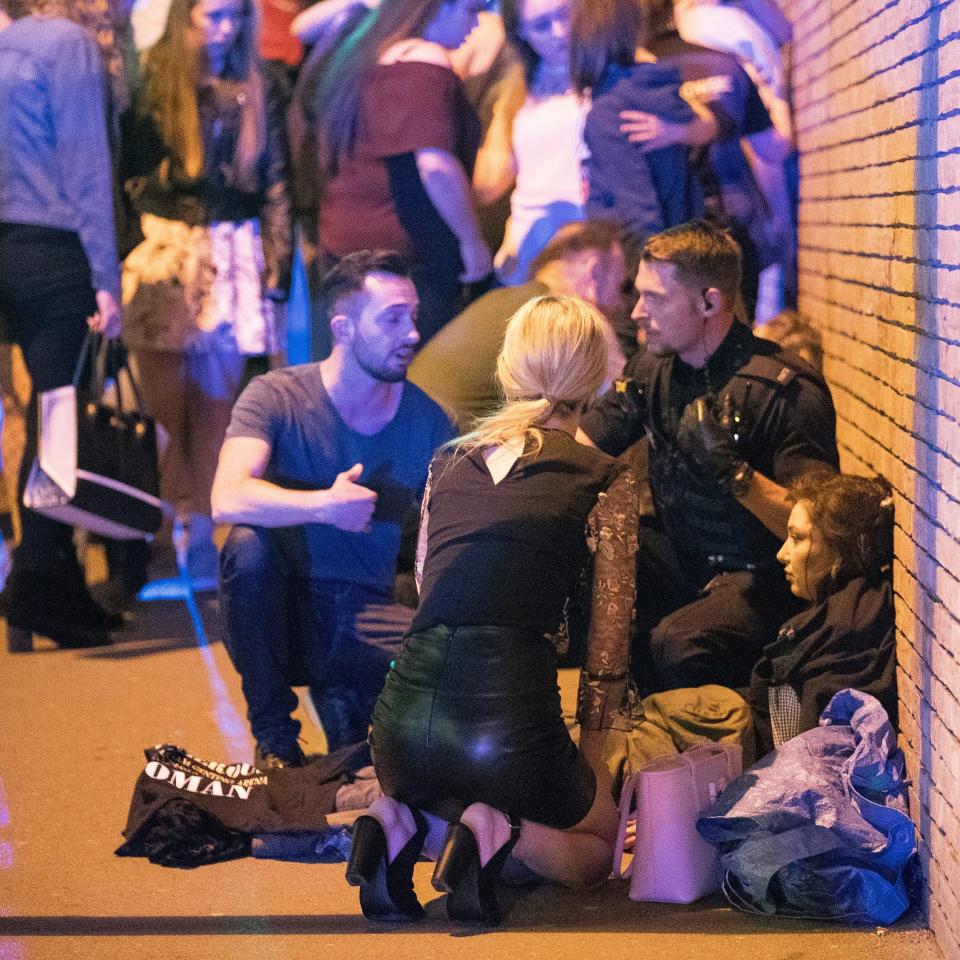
left=581, top=320, right=839, bottom=691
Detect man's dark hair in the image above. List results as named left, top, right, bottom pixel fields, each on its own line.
left=641, top=220, right=743, bottom=308
left=318, top=250, right=411, bottom=319
left=529, top=220, right=625, bottom=279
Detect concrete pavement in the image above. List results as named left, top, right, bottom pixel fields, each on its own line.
left=0, top=591, right=943, bottom=960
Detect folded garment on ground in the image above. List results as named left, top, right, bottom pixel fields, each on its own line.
left=696, top=689, right=917, bottom=924
left=116, top=741, right=369, bottom=868
left=250, top=826, right=354, bottom=863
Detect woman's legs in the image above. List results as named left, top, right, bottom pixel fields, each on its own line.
left=346, top=794, right=429, bottom=921
left=135, top=350, right=189, bottom=520
left=136, top=348, right=244, bottom=582
left=439, top=762, right=619, bottom=893
left=512, top=770, right=620, bottom=888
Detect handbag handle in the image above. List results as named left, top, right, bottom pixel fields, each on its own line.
left=611, top=770, right=639, bottom=880
left=72, top=333, right=150, bottom=416
left=104, top=338, right=149, bottom=415
left=71, top=331, right=103, bottom=390
left=71, top=331, right=115, bottom=401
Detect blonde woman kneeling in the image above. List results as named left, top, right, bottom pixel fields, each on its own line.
left=344, top=294, right=641, bottom=924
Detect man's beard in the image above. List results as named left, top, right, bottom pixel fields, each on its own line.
left=353, top=341, right=409, bottom=383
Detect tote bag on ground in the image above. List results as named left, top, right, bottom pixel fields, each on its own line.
left=612, top=741, right=742, bottom=904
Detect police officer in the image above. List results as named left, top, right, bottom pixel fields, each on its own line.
left=579, top=221, right=838, bottom=691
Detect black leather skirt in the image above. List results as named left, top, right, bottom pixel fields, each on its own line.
left=370, top=624, right=596, bottom=830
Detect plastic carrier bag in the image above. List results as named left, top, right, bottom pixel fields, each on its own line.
left=696, top=689, right=917, bottom=924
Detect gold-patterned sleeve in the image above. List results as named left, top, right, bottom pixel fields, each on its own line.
left=577, top=467, right=645, bottom=731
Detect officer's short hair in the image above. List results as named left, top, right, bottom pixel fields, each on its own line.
left=641, top=220, right=743, bottom=308
left=318, top=250, right=412, bottom=319
left=529, top=220, right=624, bottom=280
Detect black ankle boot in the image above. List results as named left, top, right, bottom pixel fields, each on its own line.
left=346, top=809, right=427, bottom=922
left=431, top=815, right=521, bottom=925
left=4, top=568, right=119, bottom=649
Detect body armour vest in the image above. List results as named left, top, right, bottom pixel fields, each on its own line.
left=646, top=352, right=812, bottom=587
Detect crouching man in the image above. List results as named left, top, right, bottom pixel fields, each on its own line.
left=212, top=251, right=455, bottom=768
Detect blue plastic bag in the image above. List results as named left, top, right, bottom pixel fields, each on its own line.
left=696, top=689, right=917, bottom=923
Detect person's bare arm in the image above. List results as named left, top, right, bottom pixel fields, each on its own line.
left=416, top=148, right=492, bottom=281
left=735, top=468, right=791, bottom=538
left=472, top=67, right=524, bottom=204
left=211, top=436, right=377, bottom=531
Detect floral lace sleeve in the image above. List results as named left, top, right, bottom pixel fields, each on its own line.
left=577, top=467, right=645, bottom=731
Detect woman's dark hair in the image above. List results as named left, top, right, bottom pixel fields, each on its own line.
left=500, top=0, right=539, bottom=85
left=570, top=0, right=648, bottom=93
left=790, top=471, right=895, bottom=592
left=310, top=0, right=448, bottom=173
left=641, top=0, right=675, bottom=40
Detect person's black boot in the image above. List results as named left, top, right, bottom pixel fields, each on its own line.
left=3, top=565, right=119, bottom=650
left=253, top=741, right=306, bottom=771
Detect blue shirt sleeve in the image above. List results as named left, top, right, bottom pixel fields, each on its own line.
left=49, top=27, right=120, bottom=297
left=225, top=375, right=282, bottom=447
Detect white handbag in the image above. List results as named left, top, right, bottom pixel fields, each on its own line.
left=612, top=741, right=742, bottom=904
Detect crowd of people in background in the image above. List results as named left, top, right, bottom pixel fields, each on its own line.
left=0, top=0, right=799, bottom=634
left=0, top=0, right=900, bottom=927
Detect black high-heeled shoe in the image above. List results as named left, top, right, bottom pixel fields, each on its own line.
left=345, top=808, right=427, bottom=922
left=431, top=813, right=521, bottom=925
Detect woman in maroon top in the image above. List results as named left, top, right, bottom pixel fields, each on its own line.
left=309, top=0, right=493, bottom=341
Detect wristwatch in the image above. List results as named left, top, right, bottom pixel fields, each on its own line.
left=727, top=461, right=754, bottom=498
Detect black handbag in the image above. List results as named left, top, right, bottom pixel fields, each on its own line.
left=23, top=333, right=165, bottom=539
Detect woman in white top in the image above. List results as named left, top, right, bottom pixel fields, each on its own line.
left=474, top=0, right=585, bottom=286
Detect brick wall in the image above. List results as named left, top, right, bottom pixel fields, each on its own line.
left=786, top=0, right=960, bottom=953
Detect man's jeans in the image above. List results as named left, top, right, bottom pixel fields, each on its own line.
left=219, top=525, right=413, bottom=754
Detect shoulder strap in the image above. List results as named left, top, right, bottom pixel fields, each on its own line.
left=732, top=352, right=798, bottom=389
left=731, top=349, right=826, bottom=393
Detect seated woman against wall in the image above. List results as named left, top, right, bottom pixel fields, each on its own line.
left=749, top=471, right=897, bottom=757
left=569, top=0, right=713, bottom=251
left=343, top=294, right=642, bottom=925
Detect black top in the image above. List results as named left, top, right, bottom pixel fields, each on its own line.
left=411, top=429, right=620, bottom=636
left=123, top=77, right=292, bottom=293
left=749, top=577, right=897, bottom=757
left=581, top=321, right=839, bottom=583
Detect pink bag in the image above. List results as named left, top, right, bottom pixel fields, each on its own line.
left=612, top=742, right=742, bottom=904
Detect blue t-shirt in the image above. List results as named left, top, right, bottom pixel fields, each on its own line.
left=226, top=363, right=455, bottom=590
